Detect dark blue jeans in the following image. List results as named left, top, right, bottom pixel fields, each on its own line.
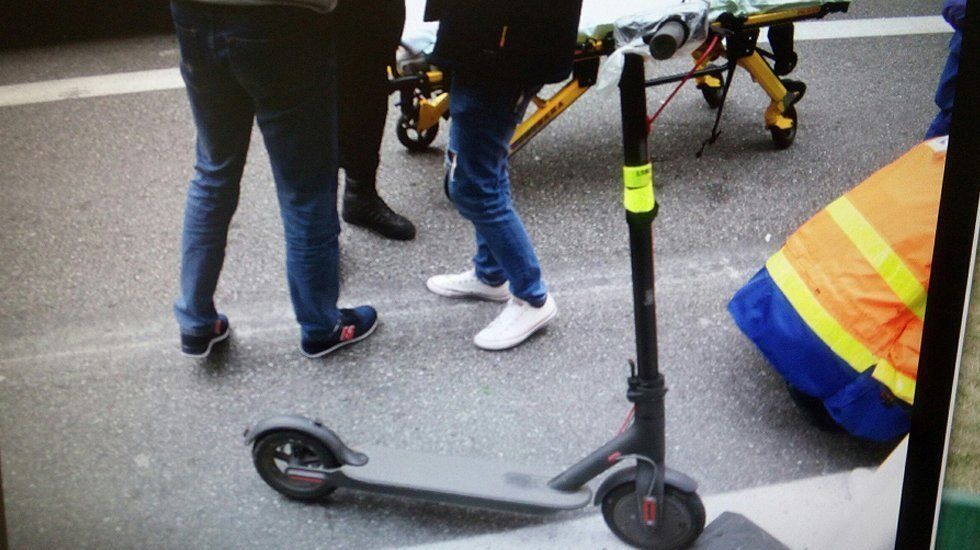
left=446, top=75, right=548, bottom=305
left=926, top=30, right=962, bottom=139
left=170, top=1, right=342, bottom=341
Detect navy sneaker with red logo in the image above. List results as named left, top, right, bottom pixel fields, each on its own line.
left=300, top=306, right=378, bottom=358
left=180, top=314, right=231, bottom=358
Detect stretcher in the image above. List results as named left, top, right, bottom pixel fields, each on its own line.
left=389, top=0, right=850, bottom=154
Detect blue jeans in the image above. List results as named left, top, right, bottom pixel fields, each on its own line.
left=447, top=75, right=548, bottom=306
left=925, top=30, right=962, bottom=139
left=170, top=1, right=342, bottom=341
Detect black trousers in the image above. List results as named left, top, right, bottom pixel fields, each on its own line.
left=335, top=0, right=406, bottom=184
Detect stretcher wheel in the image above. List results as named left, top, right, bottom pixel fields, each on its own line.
left=601, top=482, right=706, bottom=549
left=698, top=77, right=724, bottom=109
left=770, top=105, right=797, bottom=150
left=397, top=114, right=439, bottom=152
left=252, top=430, right=339, bottom=501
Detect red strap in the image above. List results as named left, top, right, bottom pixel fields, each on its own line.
left=646, top=34, right=722, bottom=133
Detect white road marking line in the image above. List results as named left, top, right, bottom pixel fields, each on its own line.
left=0, top=67, right=184, bottom=108
left=791, top=15, right=952, bottom=41
left=0, top=16, right=952, bottom=108
left=0, top=262, right=754, bottom=366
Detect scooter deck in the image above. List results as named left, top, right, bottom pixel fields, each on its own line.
left=330, top=445, right=593, bottom=514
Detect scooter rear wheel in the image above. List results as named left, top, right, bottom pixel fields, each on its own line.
left=601, top=482, right=705, bottom=549
left=252, top=430, right=340, bottom=501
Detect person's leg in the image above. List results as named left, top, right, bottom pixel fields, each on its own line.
left=926, top=30, right=962, bottom=139
left=171, top=1, right=253, bottom=353
left=447, top=76, right=548, bottom=305
left=472, top=230, right=507, bottom=286
left=335, top=0, right=415, bottom=240
left=425, top=160, right=510, bottom=300
left=441, top=75, right=557, bottom=350
left=224, top=7, right=374, bottom=348
left=336, top=0, right=403, bottom=182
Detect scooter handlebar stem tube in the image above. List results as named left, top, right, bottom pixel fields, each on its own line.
left=549, top=52, right=669, bottom=494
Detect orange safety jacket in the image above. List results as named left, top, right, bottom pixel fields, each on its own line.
left=769, top=137, right=946, bottom=404
left=730, top=137, right=946, bottom=439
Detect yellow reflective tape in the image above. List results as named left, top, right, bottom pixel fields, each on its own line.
left=871, top=359, right=916, bottom=404
left=767, top=251, right=876, bottom=372
left=623, top=163, right=655, bottom=214
left=767, top=250, right=915, bottom=404
left=826, top=196, right=927, bottom=320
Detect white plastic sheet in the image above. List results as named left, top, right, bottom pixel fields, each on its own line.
left=397, top=0, right=846, bottom=81
left=708, top=0, right=834, bottom=18
left=577, top=0, right=704, bottom=42
left=595, top=0, right=711, bottom=89
left=401, top=0, right=712, bottom=52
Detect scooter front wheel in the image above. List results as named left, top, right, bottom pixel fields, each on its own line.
left=601, top=482, right=705, bottom=549
left=252, top=430, right=340, bottom=501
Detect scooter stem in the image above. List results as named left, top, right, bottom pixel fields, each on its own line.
left=548, top=54, right=668, bottom=494
left=620, top=54, right=661, bottom=385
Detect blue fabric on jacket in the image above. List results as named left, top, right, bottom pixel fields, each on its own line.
left=728, top=267, right=912, bottom=441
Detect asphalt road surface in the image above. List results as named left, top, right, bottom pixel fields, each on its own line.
left=0, top=2, right=951, bottom=548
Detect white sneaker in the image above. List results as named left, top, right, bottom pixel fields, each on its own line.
left=426, top=269, right=511, bottom=302
left=474, top=295, right=557, bottom=351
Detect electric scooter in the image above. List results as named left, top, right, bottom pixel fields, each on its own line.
left=245, top=32, right=706, bottom=549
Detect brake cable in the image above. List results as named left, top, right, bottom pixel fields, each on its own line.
left=618, top=405, right=636, bottom=434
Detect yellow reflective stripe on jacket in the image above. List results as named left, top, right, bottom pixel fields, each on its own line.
left=871, top=359, right=916, bottom=404
left=768, top=250, right=916, bottom=404
left=826, top=196, right=928, bottom=320
left=767, top=251, right=875, bottom=372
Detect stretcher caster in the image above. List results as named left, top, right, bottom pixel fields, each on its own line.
left=697, top=75, right=724, bottom=109
left=396, top=114, right=439, bottom=152
left=781, top=78, right=807, bottom=104
left=252, top=430, right=340, bottom=501
left=769, top=104, right=797, bottom=150
left=601, top=482, right=706, bottom=549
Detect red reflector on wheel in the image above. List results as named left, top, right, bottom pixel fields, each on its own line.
left=285, top=468, right=326, bottom=484
left=643, top=497, right=657, bottom=525
left=288, top=475, right=324, bottom=484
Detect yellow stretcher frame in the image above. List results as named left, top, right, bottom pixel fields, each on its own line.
left=388, top=3, right=849, bottom=156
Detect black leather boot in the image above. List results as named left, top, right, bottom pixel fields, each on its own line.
left=342, top=178, right=416, bottom=241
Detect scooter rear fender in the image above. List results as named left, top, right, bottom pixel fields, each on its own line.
left=244, top=414, right=368, bottom=467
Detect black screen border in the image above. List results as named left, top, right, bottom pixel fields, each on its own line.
left=896, top=2, right=980, bottom=547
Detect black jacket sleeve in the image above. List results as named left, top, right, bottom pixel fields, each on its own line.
left=425, top=0, right=584, bottom=84
left=423, top=0, right=444, bottom=22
